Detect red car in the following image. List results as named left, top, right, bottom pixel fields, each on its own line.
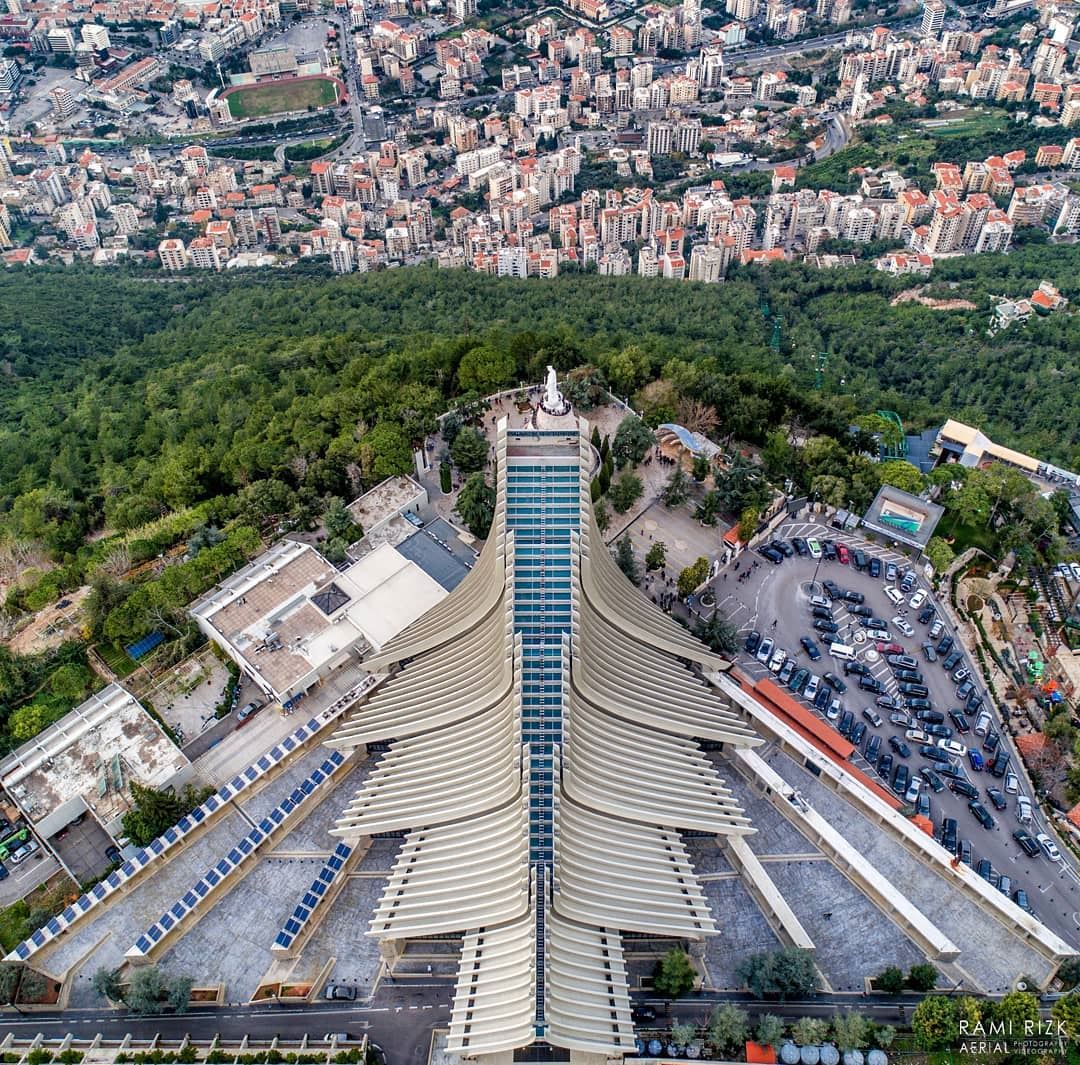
left=877, top=641, right=905, bottom=655
left=836, top=543, right=850, bottom=564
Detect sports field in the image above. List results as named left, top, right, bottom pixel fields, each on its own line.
left=224, top=76, right=340, bottom=119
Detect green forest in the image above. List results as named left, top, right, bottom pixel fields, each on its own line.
left=0, top=248, right=1078, bottom=744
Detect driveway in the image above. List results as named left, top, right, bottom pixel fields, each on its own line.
left=702, top=516, right=1080, bottom=951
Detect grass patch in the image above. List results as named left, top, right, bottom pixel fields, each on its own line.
left=917, top=108, right=1009, bottom=138
left=208, top=144, right=278, bottom=161
left=95, top=641, right=139, bottom=678
left=284, top=133, right=347, bottom=162
left=224, top=77, right=339, bottom=119
left=941, top=518, right=1000, bottom=558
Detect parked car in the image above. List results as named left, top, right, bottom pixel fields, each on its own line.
left=804, top=676, right=821, bottom=702
left=969, top=800, right=995, bottom=830
left=632, top=1006, right=658, bottom=1024
left=745, top=630, right=762, bottom=654
left=1037, top=833, right=1062, bottom=861
left=812, top=605, right=834, bottom=621
left=935, top=632, right=953, bottom=654
left=892, top=763, right=910, bottom=796
left=996, top=874, right=1012, bottom=897
left=905, top=727, right=930, bottom=744
left=768, top=647, right=787, bottom=673
left=800, top=636, right=822, bottom=661
left=876, top=752, right=894, bottom=780
left=900, top=571, right=917, bottom=593
left=918, top=606, right=936, bottom=626
left=849, top=605, right=873, bottom=619
left=773, top=540, right=795, bottom=558
left=861, top=616, right=888, bottom=630
left=887, top=654, right=918, bottom=670
left=952, top=666, right=971, bottom=684
left=895, top=669, right=924, bottom=683
left=1013, top=888, right=1033, bottom=914
left=987, top=787, right=1007, bottom=810
left=814, top=620, right=840, bottom=634
left=983, top=731, right=1000, bottom=755
left=957, top=839, right=972, bottom=866
left=788, top=667, right=810, bottom=694
left=950, top=778, right=978, bottom=799
left=909, top=589, right=928, bottom=610
left=793, top=537, right=809, bottom=556
left=844, top=660, right=870, bottom=676
left=756, top=638, right=775, bottom=664
left=973, top=710, right=993, bottom=737
left=807, top=539, right=822, bottom=560
left=916, top=709, right=945, bottom=724
left=325, top=986, right=358, bottom=1002
left=937, top=738, right=968, bottom=757
left=943, top=650, right=963, bottom=671
left=968, top=749, right=985, bottom=771
left=940, top=817, right=958, bottom=851
left=976, top=859, right=994, bottom=883
left=822, top=579, right=842, bottom=599
left=922, top=642, right=938, bottom=663
left=890, top=711, right=913, bottom=727
left=836, top=544, right=850, bottom=564
left=865, top=628, right=890, bottom=642
left=822, top=541, right=838, bottom=561
left=1013, top=829, right=1040, bottom=857
left=760, top=546, right=783, bottom=564
left=925, top=724, right=953, bottom=739
left=885, top=562, right=898, bottom=583
left=814, top=685, right=831, bottom=711
left=888, top=736, right=911, bottom=758
left=956, top=680, right=976, bottom=701
left=892, top=617, right=916, bottom=638
left=778, top=659, right=796, bottom=684
left=236, top=701, right=263, bottom=727
left=919, top=767, right=944, bottom=792
left=838, top=710, right=854, bottom=737
left=989, top=749, right=1010, bottom=777
left=822, top=672, right=848, bottom=693
left=905, top=697, right=933, bottom=713
left=868, top=557, right=882, bottom=578
left=949, top=710, right=970, bottom=734
left=1004, top=772, right=1020, bottom=795
left=862, top=707, right=883, bottom=728
left=1016, top=796, right=1033, bottom=824
left=8, top=841, right=38, bottom=865
left=884, top=586, right=905, bottom=606
left=859, top=676, right=883, bottom=694
left=843, top=590, right=866, bottom=605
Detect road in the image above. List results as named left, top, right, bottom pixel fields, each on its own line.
left=699, top=516, right=1080, bottom=952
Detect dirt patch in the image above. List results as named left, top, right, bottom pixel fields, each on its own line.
left=6, top=585, right=91, bottom=656
left=891, top=287, right=977, bottom=311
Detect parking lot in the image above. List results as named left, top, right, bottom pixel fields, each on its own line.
left=704, top=517, right=1080, bottom=950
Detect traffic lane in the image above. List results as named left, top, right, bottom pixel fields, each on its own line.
left=726, top=534, right=1080, bottom=945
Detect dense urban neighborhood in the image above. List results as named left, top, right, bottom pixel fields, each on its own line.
left=3, top=0, right=1080, bottom=276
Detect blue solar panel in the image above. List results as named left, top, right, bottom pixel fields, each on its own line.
left=216, top=859, right=230, bottom=876
left=148, top=926, right=162, bottom=943
left=190, top=808, right=205, bottom=823
left=178, top=817, right=192, bottom=832
left=244, top=767, right=258, bottom=782
left=107, top=872, right=122, bottom=888
left=231, top=775, right=245, bottom=790
left=303, top=892, right=319, bottom=908
left=160, top=914, right=174, bottom=931
left=206, top=869, right=220, bottom=886
left=238, top=839, right=252, bottom=856
left=270, top=746, right=283, bottom=759
left=275, top=932, right=291, bottom=947
left=227, top=848, right=242, bottom=864
left=257, top=756, right=271, bottom=771
left=310, top=770, right=325, bottom=785
left=306, top=718, right=319, bottom=730
left=150, top=839, right=165, bottom=855
left=77, top=895, right=92, bottom=910
left=248, top=828, right=263, bottom=844
left=164, top=828, right=178, bottom=843
left=260, top=818, right=274, bottom=833
left=183, top=891, right=197, bottom=907
left=92, top=884, right=107, bottom=899
left=61, top=907, right=76, bottom=923
left=295, top=727, right=309, bottom=741
left=194, top=880, right=209, bottom=897
left=16, top=944, right=30, bottom=960
left=330, top=751, right=345, bottom=766
left=121, top=862, right=136, bottom=877
left=282, top=737, right=295, bottom=751
left=281, top=799, right=294, bottom=814
left=205, top=796, right=219, bottom=811
left=136, top=936, right=152, bottom=953
left=271, top=809, right=285, bottom=824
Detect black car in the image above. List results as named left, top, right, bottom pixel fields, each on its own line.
left=969, top=800, right=995, bottom=830
left=888, top=736, right=911, bottom=758
left=942, top=649, right=963, bottom=671
left=919, top=767, right=944, bottom=792
left=792, top=537, right=810, bottom=556
left=918, top=606, right=936, bottom=625
left=895, top=669, right=924, bottom=684
left=956, top=680, right=975, bottom=701
left=920, top=745, right=952, bottom=765
left=898, top=682, right=929, bottom=697
left=814, top=685, right=831, bottom=710
left=925, top=724, right=952, bottom=738
left=1013, top=829, right=1040, bottom=857
left=843, top=590, right=866, bottom=605
left=900, top=571, right=917, bottom=593
left=1013, top=888, right=1033, bottom=914
left=868, top=557, right=882, bottom=579
left=937, top=761, right=964, bottom=779
left=865, top=733, right=882, bottom=761
left=989, top=749, right=1010, bottom=777
left=822, top=672, right=848, bottom=693
left=852, top=549, right=868, bottom=571
left=983, top=730, right=1000, bottom=754
left=887, top=654, right=918, bottom=669
left=789, top=668, right=810, bottom=693
left=844, top=660, right=870, bottom=676
left=848, top=605, right=873, bottom=618
left=850, top=721, right=867, bottom=746
left=922, top=642, right=938, bottom=663
left=774, top=540, right=795, bottom=558
left=916, top=709, right=945, bottom=724
left=822, top=579, right=842, bottom=599
left=976, top=859, right=994, bottom=883
left=745, top=630, right=763, bottom=654
left=957, top=839, right=972, bottom=866
left=800, top=636, right=822, bottom=661
left=822, top=541, right=837, bottom=560
left=876, top=694, right=900, bottom=709
left=859, top=676, right=883, bottom=694
left=838, top=710, right=854, bottom=737
left=814, top=620, right=840, bottom=634
left=892, top=763, right=910, bottom=795
left=632, top=1006, right=658, bottom=1024
left=949, top=709, right=971, bottom=733
left=861, top=616, right=888, bottom=629
left=877, top=752, right=894, bottom=780
left=904, top=698, right=933, bottom=713
left=950, top=778, right=978, bottom=799
left=937, top=634, right=954, bottom=655
left=987, top=787, right=1007, bottom=810
left=812, top=605, right=834, bottom=621
left=966, top=693, right=985, bottom=714
left=0, top=863, right=8, bottom=881
left=761, top=546, right=783, bottom=564
left=940, top=816, right=958, bottom=851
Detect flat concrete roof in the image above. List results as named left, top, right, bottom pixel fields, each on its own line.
left=861, top=483, right=944, bottom=550
left=0, top=684, right=189, bottom=834
left=347, top=475, right=426, bottom=534
left=395, top=518, right=477, bottom=592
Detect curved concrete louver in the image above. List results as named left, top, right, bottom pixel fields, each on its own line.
left=331, top=416, right=755, bottom=1060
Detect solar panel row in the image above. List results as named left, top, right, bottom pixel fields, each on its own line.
left=273, top=841, right=353, bottom=951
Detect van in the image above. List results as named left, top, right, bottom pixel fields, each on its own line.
left=829, top=642, right=856, bottom=661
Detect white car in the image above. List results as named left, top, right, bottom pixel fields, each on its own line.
left=866, top=627, right=890, bottom=641
left=892, top=616, right=915, bottom=638
left=8, top=840, right=38, bottom=865
left=936, top=738, right=967, bottom=757
left=909, top=589, right=928, bottom=609
left=826, top=699, right=841, bottom=722
left=906, top=727, right=930, bottom=743
left=807, top=538, right=822, bottom=559
left=768, top=647, right=787, bottom=673
left=884, top=586, right=905, bottom=606
left=1005, top=772, right=1020, bottom=795
left=904, top=778, right=921, bottom=804
left=804, top=675, right=821, bottom=702
left=756, top=637, right=775, bottom=664
left=1016, top=796, right=1033, bottom=824
left=1036, top=833, right=1062, bottom=862
left=1072, top=562, right=1080, bottom=584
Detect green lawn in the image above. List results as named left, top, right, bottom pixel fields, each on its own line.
left=225, top=77, right=339, bottom=120
left=94, top=641, right=139, bottom=679
left=917, top=109, right=1009, bottom=139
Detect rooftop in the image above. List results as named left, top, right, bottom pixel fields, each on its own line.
left=0, top=684, right=189, bottom=836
